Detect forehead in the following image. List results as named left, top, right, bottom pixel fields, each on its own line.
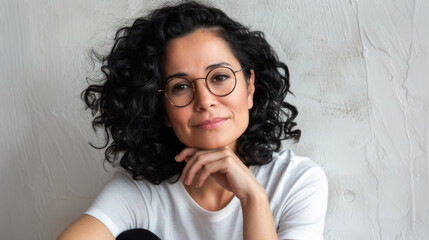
left=163, top=29, right=240, bottom=76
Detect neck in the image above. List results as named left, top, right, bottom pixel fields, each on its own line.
left=184, top=175, right=234, bottom=211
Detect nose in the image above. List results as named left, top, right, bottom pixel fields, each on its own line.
left=192, top=79, right=217, bottom=111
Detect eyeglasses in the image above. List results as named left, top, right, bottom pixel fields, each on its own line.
left=158, top=66, right=246, bottom=107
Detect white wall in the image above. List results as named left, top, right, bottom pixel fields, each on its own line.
left=1, top=0, right=428, bottom=239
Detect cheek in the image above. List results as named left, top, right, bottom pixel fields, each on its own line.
left=166, top=109, right=194, bottom=146
left=225, top=88, right=250, bottom=123
left=166, top=108, right=185, bottom=125
left=164, top=102, right=183, bottom=127
left=164, top=106, right=191, bottom=135
left=232, top=85, right=251, bottom=110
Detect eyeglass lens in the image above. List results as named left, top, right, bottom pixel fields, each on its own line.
left=165, top=67, right=237, bottom=107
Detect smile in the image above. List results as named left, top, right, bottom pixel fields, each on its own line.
left=194, top=118, right=228, bottom=130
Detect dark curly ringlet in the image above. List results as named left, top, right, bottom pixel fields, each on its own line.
left=82, top=1, right=301, bottom=184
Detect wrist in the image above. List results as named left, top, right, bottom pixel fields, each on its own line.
left=240, top=186, right=268, bottom=207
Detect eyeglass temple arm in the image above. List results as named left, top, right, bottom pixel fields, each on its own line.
left=235, top=66, right=251, bottom=73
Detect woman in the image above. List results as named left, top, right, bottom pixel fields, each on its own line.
left=59, top=2, right=328, bottom=240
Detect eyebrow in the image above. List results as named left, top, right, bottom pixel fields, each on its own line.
left=206, top=62, right=232, bottom=71
left=164, top=62, right=232, bottom=80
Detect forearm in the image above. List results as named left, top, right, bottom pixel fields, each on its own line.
left=241, top=190, right=278, bottom=240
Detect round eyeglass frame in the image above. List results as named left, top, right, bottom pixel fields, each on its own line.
left=158, top=66, right=247, bottom=108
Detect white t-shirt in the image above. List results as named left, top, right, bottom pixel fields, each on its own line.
left=85, top=150, right=328, bottom=240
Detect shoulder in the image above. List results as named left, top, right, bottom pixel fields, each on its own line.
left=253, top=149, right=327, bottom=186
left=252, top=149, right=328, bottom=209
left=254, top=150, right=328, bottom=239
left=103, top=169, right=176, bottom=199
left=87, top=169, right=178, bottom=219
left=84, top=170, right=179, bottom=237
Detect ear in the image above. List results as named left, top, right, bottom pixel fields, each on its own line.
left=247, top=69, right=255, bottom=109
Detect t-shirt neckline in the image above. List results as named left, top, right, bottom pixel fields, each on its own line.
left=173, top=181, right=241, bottom=222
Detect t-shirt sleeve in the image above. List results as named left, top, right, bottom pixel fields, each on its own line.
left=84, top=172, right=150, bottom=238
left=277, top=161, right=329, bottom=240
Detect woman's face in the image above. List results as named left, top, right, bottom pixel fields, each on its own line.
left=162, top=29, right=255, bottom=151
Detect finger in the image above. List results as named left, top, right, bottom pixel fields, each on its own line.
left=179, top=149, right=209, bottom=182
left=195, top=159, right=226, bottom=188
left=178, top=148, right=217, bottom=182
left=183, top=149, right=232, bottom=185
left=175, top=148, right=198, bottom=162
left=181, top=151, right=210, bottom=185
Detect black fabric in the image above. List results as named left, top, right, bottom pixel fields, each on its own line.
left=116, top=228, right=161, bottom=240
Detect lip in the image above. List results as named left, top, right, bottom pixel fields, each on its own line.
left=194, top=118, right=228, bottom=130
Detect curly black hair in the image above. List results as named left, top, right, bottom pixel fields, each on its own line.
left=82, top=1, right=301, bottom=184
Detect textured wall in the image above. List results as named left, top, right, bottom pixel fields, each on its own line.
left=1, top=0, right=428, bottom=239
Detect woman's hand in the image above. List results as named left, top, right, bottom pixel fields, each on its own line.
left=176, top=147, right=278, bottom=240
left=175, top=147, right=265, bottom=202
left=175, top=147, right=277, bottom=240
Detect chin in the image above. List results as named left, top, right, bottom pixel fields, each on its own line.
left=176, top=131, right=240, bottom=150
left=189, top=143, right=226, bottom=150
left=185, top=138, right=235, bottom=150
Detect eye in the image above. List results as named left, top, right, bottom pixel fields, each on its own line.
left=173, top=83, right=190, bottom=91
left=213, top=74, right=229, bottom=82
left=171, top=82, right=192, bottom=94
